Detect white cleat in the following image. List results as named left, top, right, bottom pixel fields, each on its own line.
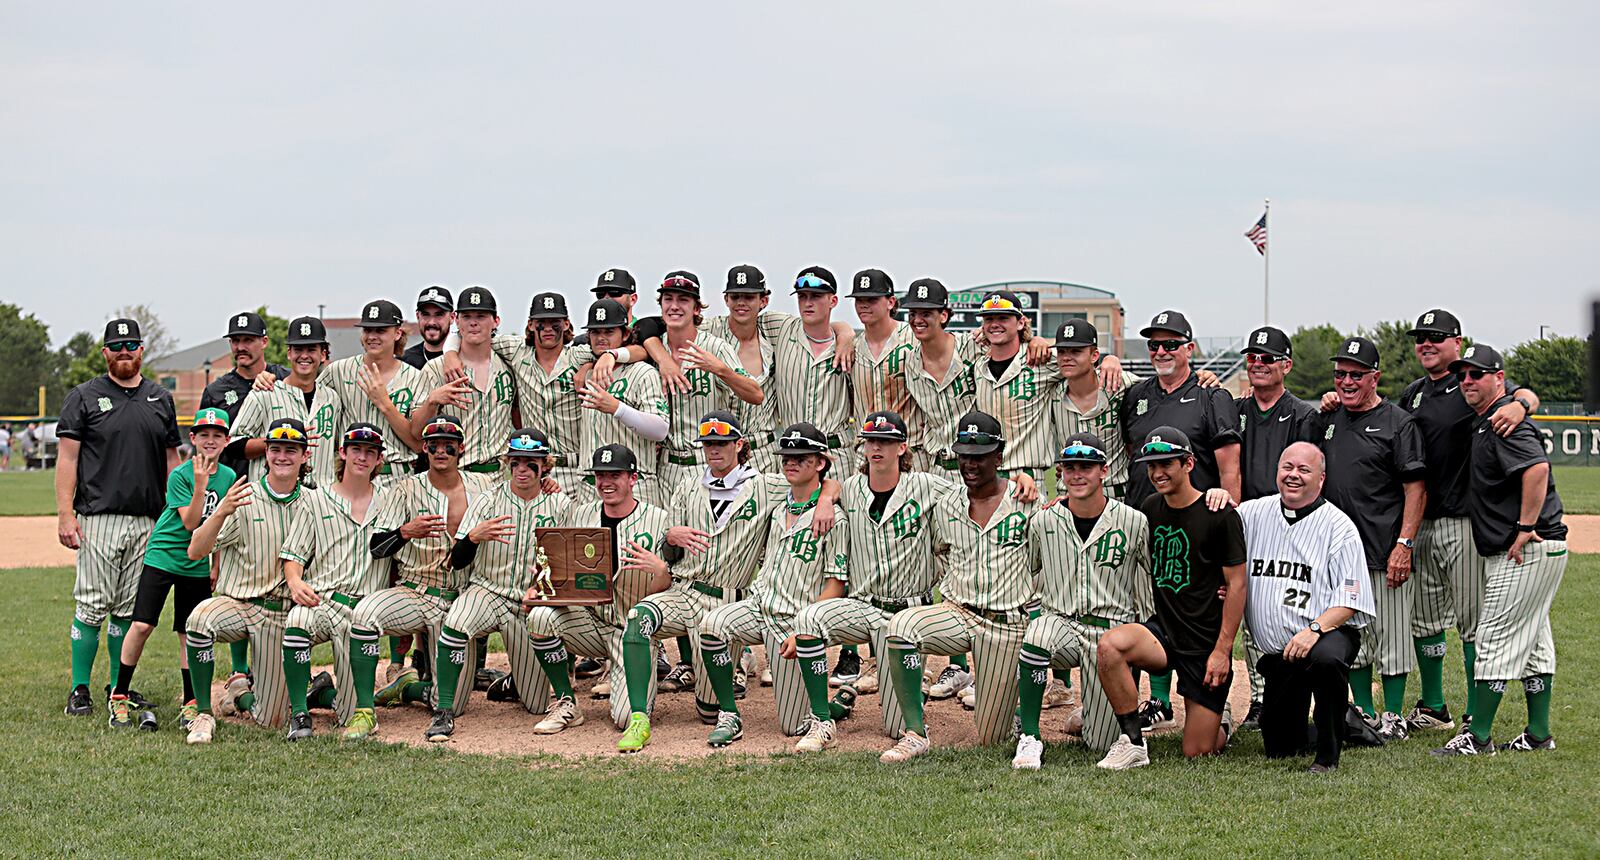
left=185, top=712, right=216, bottom=745
left=1096, top=734, right=1151, bottom=770
left=879, top=730, right=931, bottom=763
left=795, top=718, right=838, bottom=753
left=1041, top=678, right=1074, bottom=710
left=533, top=696, right=586, bottom=734
left=1012, top=733, right=1043, bottom=770
left=928, top=666, right=974, bottom=700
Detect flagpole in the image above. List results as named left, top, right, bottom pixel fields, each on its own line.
left=1262, top=198, right=1271, bottom=325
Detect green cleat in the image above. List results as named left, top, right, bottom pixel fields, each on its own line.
left=708, top=711, right=743, bottom=747
left=617, top=713, right=651, bottom=753
left=343, top=708, right=377, bottom=740
left=375, top=667, right=418, bottom=707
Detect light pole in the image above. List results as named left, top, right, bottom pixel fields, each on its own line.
left=1539, top=325, right=1554, bottom=340
left=203, top=358, right=212, bottom=384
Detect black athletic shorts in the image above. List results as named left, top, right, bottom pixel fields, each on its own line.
left=131, top=564, right=213, bottom=632
left=1140, top=617, right=1233, bottom=716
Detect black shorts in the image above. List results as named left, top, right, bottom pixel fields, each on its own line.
left=1140, top=617, right=1233, bottom=716
left=131, top=565, right=212, bottom=632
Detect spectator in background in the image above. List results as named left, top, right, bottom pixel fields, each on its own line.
left=0, top=423, right=11, bottom=470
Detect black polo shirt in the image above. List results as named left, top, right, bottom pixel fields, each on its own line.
left=1314, top=399, right=1426, bottom=570
left=1399, top=373, right=1522, bottom=520
left=1467, top=394, right=1567, bottom=556
left=57, top=375, right=180, bottom=517
left=1235, top=391, right=1320, bottom=502
left=201, top=364, right=289, bottom=474
left=400, top=342, right=443, bottom=371
left=1120, top=373, right=1241, bottom=507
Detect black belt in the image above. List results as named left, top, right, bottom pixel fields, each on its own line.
left=688, top=581, right=744, bottom=601
left=247, top=596, right=287, bottom=612
left=959, top=602, right=1027, bottom=624
left=867, top=592, right=933, bottom=614
left=668, top=451, right=701, bottom=467
left=401, top=580, right=459, bottom=601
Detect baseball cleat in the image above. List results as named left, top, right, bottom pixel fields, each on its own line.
left=1063, top=706, right=1085, bottom=736
left=306, top=671, right=334, bottom=708
left=411, top=644, right=432, bottom=683
left=107, top=695, right=135, bottom=729
left=1042, top=678, right=1074, bottom=710
left=105, top=685, right=155, bottom=711
left=186, top=713, right=216, bottom=745
left=285, top=711, right=314, bottom=741
left=740, top=647, right=759, bottom=678
left=64, top=685, right=93, bottom=717
left=659, top=662, right=695, bottom=693
left=795, top=718, right=838, bottom=753
left=374, top=667, right=418, bottom=707
left=1240, top=701, right=1263, bottom=732
left=829, top=684, right=857, bottom=721
left=485, top=673, right=520, bottom=702
left=1012, top=733, right=1044, bottom=770
left=219, top=673, right=252, bottom=717
left=1096, top=735, right=1151, bottom=770
left=829, top=649, right=861, bottom=688
left=383, top=661, right=405, bottom=685
left=879, top=730, right=931, bottom=764
left=1137, top=698, right=1175, bottom=733
left=590, top=679, right=611, bottom=699
left=1404, top=701, right=1456, bottom=732
left=928, top=665, right=973, bottom=700
left=760, top=667, right=774, bottom=687
left=573, top=657, right=605, bottom=679
left=855, top=659, right=878, bottom=695
left=1376, top=711, right=1409, bottom=742
left=474, top=668, right=506, bottom=692
left=425, top=708, right=455, bottom=742
left=733, top=668, right=748, bottom=699
left=708, top=711, right=744, bottom=747
left=534, top=696, right=586, bottom=734
left=137, top=709, right=159, bottom=732
left=959, top=685, right=976, bottom=711
left=655, top=652, right=672, bottom=680
left=178, top=700, right=200, bottom=731
left=617, top=713, right=651, bottom=753
left=1431, top=731, right=1495, bottom=757
left=1307, top=763, right=1337, bottom=774
left=1498, top=731, right=1555, bottom=752
left=343, top=708, right=377, bottom=740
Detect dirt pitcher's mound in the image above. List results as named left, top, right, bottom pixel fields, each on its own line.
left=1, top=517, right=76, bottom=569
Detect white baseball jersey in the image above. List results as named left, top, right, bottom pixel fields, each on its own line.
left=975, top=350, right=1066, bottom=473
left=852, top=320, right=920, bottom=439
left=489, top=335, right=585, bottom=459
left=416, top=351, right=517, bottom=467
left=701, top=316, right=779, bottom=447
left=1027, top=498, right=1152, bottom=621
left=373, top=472, right=493, bottom=591
left=454, top=486, right=573, bottom=602
left=317, top=357, right=423, bottom=470
left=904, top=335, right=980, bottom=463
left=929, top=487, right=1040, bottom=611
left=751, top=500, right=849, bottom=621
left=835, top=471, right=958, bottom=599
left=279, top=484, right=392, bottom=598
left=210, top=479, right=304, bottom=600
left=581, top=362, right=668, bottom=476
left=759, top=312, right=854, bottom=449
left=230, top=381, right=335, bottom=488
left=660, top=331, right=750, bottom=465
left=1239, top=496, right=1375, bottom=654
left=1051, top=370, right=1142, bottom=489
left=567, top=499, right=674, bottom=626
left=665, top=469, right=789, bottom=591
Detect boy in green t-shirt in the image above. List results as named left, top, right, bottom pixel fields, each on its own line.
left=107, top=408, right=238, bottom=729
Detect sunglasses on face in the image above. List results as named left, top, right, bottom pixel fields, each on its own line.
left=341, top=427, right=384, bottom=446
left=1333, top=369, right=1371, bottom=381
left=1147, top=339, right=1188, bottom=353
left=1414, top=334, right=1449, bottom=345
left=105, top=341, right=140, bottom=353
left=595, top=289, right=630, bottom=300
left=699, top=419, right=737, bottom=438
left=1057, top=443, right=1107, bottom=463
left=267, top=425, right=307, bottom=442
left=424, top=442, right=461, bottom=456
left=1245, top=353, right=1283, bottom=365
left=956, top=429, right=1002, bottom=446
left=1455, top=368, right=1492, bottom=381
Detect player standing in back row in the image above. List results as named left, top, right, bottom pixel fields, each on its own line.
left=412, top=286, right=517, bottom=477
left=318, top=300, right=424, bottom=489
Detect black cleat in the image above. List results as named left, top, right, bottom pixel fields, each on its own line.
left=1240, top=701, right=1263, bottom=732
left=574, top=657, right=605, bottom=679
left=829, top=649, right=861, bottom=687
left=485, top=673, right=519, bottom=702
left=1498, top=731, right=1555, bottom=752
left=286, top=711, right=314, bottom=741
left=655, top=652, right=672, bottom=680
left=425, top=708, right=454, bottom=742
left=475, top=668, right=507, bottom=692
left=306, top=672, right=334, bottom=709
left=65, top=685, right=93, bottom=717
left=1431, top=731, right=1496, bottom=757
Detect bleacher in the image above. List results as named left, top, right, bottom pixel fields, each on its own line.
left=1118, top=335, right=1248, bottom=385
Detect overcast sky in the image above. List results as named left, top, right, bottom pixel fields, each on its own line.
left=3, top=3, right=1594, bottom=354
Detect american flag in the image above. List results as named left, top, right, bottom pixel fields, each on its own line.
left=1245, top=212, right=1268, bottom=255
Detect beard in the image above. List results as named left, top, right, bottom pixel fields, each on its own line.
left=108, top=355, right=142, bottom=381
left=421, top=325, right=448, bottom=347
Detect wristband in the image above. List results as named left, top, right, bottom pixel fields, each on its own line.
left=1516, top=523, right=1536, bottom=533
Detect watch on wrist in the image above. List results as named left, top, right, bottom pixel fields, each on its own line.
left=1516, top=396, right=1536, bottom=415
left=1396, top=537, right=1415, bottom=549
left=1309, top=621, right=1324, bottom=635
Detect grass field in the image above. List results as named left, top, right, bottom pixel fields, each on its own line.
left=5, top=562, right=1597, bottom=858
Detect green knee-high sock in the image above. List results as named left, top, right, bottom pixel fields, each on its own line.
left=1017, top=644, right=1051, bottom=738
left=1414, top=633, right=1447, bottom=710
left=1053, top=667, right=1071, bottom=687
left=1381, top=673, right=1408, bottom=715
left=70, top=618, right=100, bottom=688
left=700, top=636, right=739, bottom=714
left=795, top=637, right=832, bottom=722
left=1462, top=642, right=1478, bottom=719
left=674, top=635, right=693, bottom=665
left=622, top=612, right=657, bottom=716
left=1349, top=665, right=1376, bottom=717
left=531, top=636, right=575, bottom=699
left=229, top=639, right=250, bottom=675
left=236, top=690, right=257, bottom=714
left=283, top=627, right=313, bottom=714
left=1524, top=674, right=1553, bottom=739
left=886, top=638, right=926, bottom=736
left=949, top=652, right=969, bottom=669
left=1150, top=670, right=1173, bottom=707
left=401, top=682, right=431, bottom=703
left=186, top=632, right=217, bottom=713
left=434, top=627, right=469, bottom=712
left=1471, top=680, right=1504, bottom=743
left=106, top=616, right=132, bottom=689
left=350, top=627, right=381, bottom=709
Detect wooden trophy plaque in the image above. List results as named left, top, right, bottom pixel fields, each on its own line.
left=526, top=528, right=613, bottom=606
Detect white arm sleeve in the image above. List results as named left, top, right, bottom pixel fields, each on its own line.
left=614, top=402, right=669, bottom=442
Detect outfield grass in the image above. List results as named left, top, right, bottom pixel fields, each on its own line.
left=1555, top=466, right=1600, bottom=516
left=4, top=562, right=1597, bottom=858
left=0, top=468, right=55, bottom=516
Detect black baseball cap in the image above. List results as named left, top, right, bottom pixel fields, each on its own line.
left=1449, top=343, right=1504, bottom=373
left=696, top=409, right=743, bottom=442
left=950, top=410, right=1004, bottom=456
left=849, top=269, right=894, bottom=298
left=357, top=299, right=405, bottom=328
left=659, top=270, right=702, bottom=299
left=340, top=422, right=386, bottom=450
left=457, top=286, right=497, bottom=314
left=422, top=415, right=466, bottom=442
left=1133, top=427, right=1193, bottom=463
left=1332, top=336, right=1381, bottom=370
left=974, top=290, right=1026, bottom=318
left=1244, top=325, right=1292, bottom=358
left=585, top=299, right=628, bottom=330
left=901, top=278, right=949, bottom=310
left=1408, top=309, right=1462, bottom=338
left=725, top=264, right=767, bottom=294
left=264, top=417, right=311, bottom=447
left=416, top=286, right=454, bottom=311
left=858, top=410, right=908, bottom=442
left=793, top=265, right=838, bottom=295
left=777, top=422, right=830, bottom=455
left=529, top=292, right=569, bottom=320
left=1054, top=319, right=1098, bottom=348
left=1056, top=432, right=1108, bottom=464
left=594, top=269, right=637, bottom=295
left=285, top=316, right=328, bottom=346
left=588, top=443, right=638, bottom=473
left=225, top=311, right=268, bottom=338
left=103, top=318, right=143, bottom=344
left=1140, top=310, right=1193, bottom=340
left=506, top=427, right=553, bottom=458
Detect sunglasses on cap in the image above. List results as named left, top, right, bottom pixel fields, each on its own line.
left=1455, top=368, right=1494, bottom=381
left=1414, top=334, right=1450, bottom=345
left=1147, top=339, right=1189, bottom=353
left=794, top=274, right=833, bottom=290
left=267, top=425, right=307, bottom=442
left=660, top=276, right=698, bottom=291
left=956, top=429, right=1003, bottom=446
left=423, top=419, right=464, bottom=438
left=860, top=416, right=900, bottom=434
left=507, top=435, right=549, bottom=454
left=1141, top=440, right=1187, bottom=457
left=979, top=296, right=1018, bottom=312
left=1058, top=443, right=1107, bottom=463
left=105, top=341, right=140, bottom=353
left=341, top=427, right=384, bottom=446
left=1332, top=369, right=1371, bottom=381
left=1245, top=353, right=1283, bottom=366
left=698, top=419, right=738, bottom=438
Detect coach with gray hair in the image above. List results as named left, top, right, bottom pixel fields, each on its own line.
left=1237, top=442, right=1375, bottom=772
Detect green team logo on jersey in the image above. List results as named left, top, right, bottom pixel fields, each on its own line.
left=993, top=511, right=1028, bottom=547
left=888, top=500, right=922, bottom=539
left=832, top=551, right=847, bottom=570
left=1092, top=528, right=1127, bottom=567
left=391, top=387, right=414, bottom=414
left=1151, top=525, right=1191, bottom=593
left=609, top=378, right=630, bottom=398
left=556, top=366, right=577, bottom=393
left=632, top=531, right=653, bottom=551
left=686, top=369, right=713, bottom=397
left=1006, top=368, right=1036, bottom=401
left=532, top=514, right=556, bottom=528
left=732, top=498, right=759, bottom=522
left=314, top=403, right=334, bottom=438
left=787, top=530, right=820, bottom=563
left=884, top=342, right=913, bottom=376
left=493, top=371, right=514, bottom=405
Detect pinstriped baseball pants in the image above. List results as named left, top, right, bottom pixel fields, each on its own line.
left=72, top=514, right=154, bottom=624
left=1021, top=613, right=1119, bottom=752
left=699, top=599, right=809, bottom=736
left=1353, top=571, right=1415, bottom=675
left=888, top=601, right=1027, bottom=746
left=441, top=585, right=552, bottom=717
left=1474, top=540, right=1567, bottom=681
left=352, top=586, right=452, bottom=706
left=186, top=597, right=289, bottom=728
left=284, top=600, right=359, bottom=725
left=632, top=583, right=734, bottom=717
left=793, top=596, right=908, bottom=738
left=1412, top=516, right=1485, bottom=641
left=528, top=604, right=659, bottom=730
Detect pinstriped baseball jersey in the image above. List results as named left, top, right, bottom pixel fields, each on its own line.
left=210, top=478, right=303, bottom=600
left=280, top=485, right=392, bottom=597
left=836, top=471, right=958, bottom=598
left=1052, top=371, right=1141, bottom=489
left=1026, top=498, right=1152, bottom=621
left=975, top=351, right=1066, bottom=472
left=661, top=332, right=750, bottom=463
left=567, top=499, right=673, bottom=626
left=581, top=362, right=667, bottom=476
left=1238, top=496, right=1375, bottom=654
left=416, top=352, right=517, bottom=467
left=375, top=472, right=493, bottom=591
left=307, top=389, right=341, bottom=488
left=231, top=382, right=331, bottom=487
left=750, top=501, right=848, bottom=621
left=665, top=469, right=788, bottom=590
left=852, top=320, right=919, bottom=434
left=701, top=316, right=779, bottom=445
left=930, top=487, right=1040, bottom=611
left=760, top=312, right=855, bottom=448
left=318, top=357, right=422, bottom=470
left=904, top=334, right=979, bottom=462
left=454, top=485, right=573, bottom=602
left=489, top=335, right=584, bottom=458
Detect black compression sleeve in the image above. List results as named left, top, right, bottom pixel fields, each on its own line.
left=371, top=528, right=409, bottom=559
left=450, top=537, right=479, bottom=569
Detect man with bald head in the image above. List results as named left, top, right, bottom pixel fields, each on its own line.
left=1238, top=442, right=1375, bottom=772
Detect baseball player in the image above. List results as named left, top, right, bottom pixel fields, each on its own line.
left=757, top=267, right=859, bottom=473
left=1433, top=345, right=1568, bottom=757
left=58, top=318, right=182, bottom=718
left=971, top=290, right=1068, bottom=481
left=899, top=278, right=978, bottom=475
left=1050, top=320, right=1141, bottom=499
left=318, top=299, right=424, bottom=488
left=1094, top=427, right=1247, bottom=770
left=701, top=265, right=782, bottom=472
left=344, top=416, right=492, bottom=739
left=424, top=428, right=571, bottom=741
left=230, top=316, right=336, bottom=489
left=278, top=423, right=393, bottom=740
left=573, top=298, right=670, bottom=505
left=1239, top=442, right=1374, bottom=773
left=525, top=443, right=675, bottom=735
left=181, top=417, right=312, bottom=743
left=401, top=286, right=455, bottom=370
left=106, top=408, right=238, bottom=730
left=569, top=268, right=673, bottom=368
left=1398, top=310, right=1543, bottom=733
left=697, top=422, right=848, bottom=747
left=412, top=286, right=517, bottom=477
left=200, top=311, right=291, bottom=477
left=879, top=410, right=1040, bottom=763
left=1012, top=432, right=1152, bottom=770
left=848, top=269, right=920, bottom=454
left=1317, top=336, right=1426, bottom=742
